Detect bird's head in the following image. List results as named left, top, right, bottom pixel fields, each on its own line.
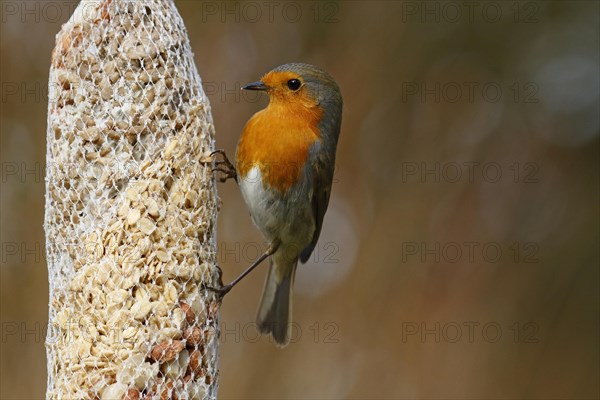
left=242, top=63, right=342, bottom=114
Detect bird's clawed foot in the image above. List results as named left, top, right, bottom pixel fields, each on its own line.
left=209, top=149, right=237, bottom=183
left=202, top=283, right=233, bottom=300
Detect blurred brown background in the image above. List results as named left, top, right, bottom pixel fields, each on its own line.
left=1, top=1, right=599, bottom=398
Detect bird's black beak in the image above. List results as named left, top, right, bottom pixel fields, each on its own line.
left=241, top=81, right=268, bottom=91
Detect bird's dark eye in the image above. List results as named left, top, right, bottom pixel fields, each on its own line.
left=287, top=79, right=301, bottom=91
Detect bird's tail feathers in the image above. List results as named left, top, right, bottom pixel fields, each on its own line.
left=256, top=252, right=297, bottom=347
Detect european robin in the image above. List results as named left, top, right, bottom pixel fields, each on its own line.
left=212, top=63, right=342, bottom=346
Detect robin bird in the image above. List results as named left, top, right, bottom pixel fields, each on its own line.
left=212, top=63, right=343, bottom=347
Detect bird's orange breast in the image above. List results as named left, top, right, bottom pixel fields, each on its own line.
left=237, top=101, right=323, bottom=193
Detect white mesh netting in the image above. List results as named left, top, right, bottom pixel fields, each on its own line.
left=44, top=0, right=220, bottom=398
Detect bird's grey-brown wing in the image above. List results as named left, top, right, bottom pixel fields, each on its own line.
left=299, top=147, right=334, bottom=264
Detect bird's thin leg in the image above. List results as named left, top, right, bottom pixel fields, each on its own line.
left=210, top=149, right=237, bottom=183
left=205, top=241, right=280, bottom=298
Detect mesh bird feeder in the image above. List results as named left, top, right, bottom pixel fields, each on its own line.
left=44, top=0, right=220, bottom=398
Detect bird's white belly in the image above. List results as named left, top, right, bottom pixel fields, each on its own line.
left=238, top=166, right=314, bottom=253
